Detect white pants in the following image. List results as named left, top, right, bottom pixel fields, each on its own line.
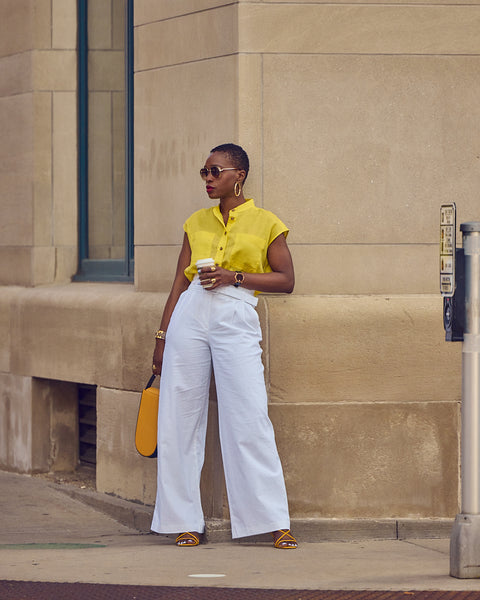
left=151, top=278, right=290, bottom=539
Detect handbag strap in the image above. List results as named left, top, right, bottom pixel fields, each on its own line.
left=146, top=374, right=156, bottom=389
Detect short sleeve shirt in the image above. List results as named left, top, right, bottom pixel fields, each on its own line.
left=183, top=198, right=289, bottom=282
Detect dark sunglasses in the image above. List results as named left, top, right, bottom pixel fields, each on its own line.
left=200, top=166, right=238, bottom=179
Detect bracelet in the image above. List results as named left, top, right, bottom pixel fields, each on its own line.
left=155, top=329, right=166, bottom=340
left=233, top=272, right=245, bottom=287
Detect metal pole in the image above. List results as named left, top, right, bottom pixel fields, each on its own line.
left=450, top=221, right=480, bottom=578
left=461, top=223, right=480, bottom=514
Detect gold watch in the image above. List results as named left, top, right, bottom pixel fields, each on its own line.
left=233, top=272, right=244, bottom=287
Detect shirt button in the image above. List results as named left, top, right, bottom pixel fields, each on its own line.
left=219, top=247, right=223, bottom=251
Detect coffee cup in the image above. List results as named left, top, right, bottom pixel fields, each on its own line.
left=196, top=258, right=215, bottom=288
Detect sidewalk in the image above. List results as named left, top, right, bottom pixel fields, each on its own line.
left=1, top=471, right=480, bottom=592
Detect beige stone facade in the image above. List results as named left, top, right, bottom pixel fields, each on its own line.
left=1, top=0, right=477, bottom=530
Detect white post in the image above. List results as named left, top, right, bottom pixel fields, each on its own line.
left=450, top=222, right=480, bottom=579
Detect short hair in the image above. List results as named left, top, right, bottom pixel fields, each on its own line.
left=210, top=143, right=250, bottom=183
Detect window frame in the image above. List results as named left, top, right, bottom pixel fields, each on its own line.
left=74, top=0, right=134, bottom=283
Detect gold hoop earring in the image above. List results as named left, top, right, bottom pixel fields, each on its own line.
left=234, top=182, right=242, bottom=197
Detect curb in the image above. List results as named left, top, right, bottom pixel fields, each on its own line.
left=51, top=481, right=454, bottom=543
left=51, top=482, right=154, bottom=533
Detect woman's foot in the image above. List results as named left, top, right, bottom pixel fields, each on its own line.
left=175, top=531, right=201, bottom=546
left=272, top=529, right=298, bottom=549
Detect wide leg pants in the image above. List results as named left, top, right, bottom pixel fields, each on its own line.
left=151, top=278, right=291, bottom=539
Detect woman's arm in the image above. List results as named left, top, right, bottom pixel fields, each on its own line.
left=198, top=233, right=295, bottom=294
left=152, top=233, right=191, bottom=375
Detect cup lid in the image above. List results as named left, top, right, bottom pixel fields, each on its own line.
left=196, top=258, right=215, bottom=266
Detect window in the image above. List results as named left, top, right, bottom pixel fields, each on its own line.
left=75, top=0, right=134, bottom=281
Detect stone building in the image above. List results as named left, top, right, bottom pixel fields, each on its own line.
left=1, top=0, right=476, bottom=537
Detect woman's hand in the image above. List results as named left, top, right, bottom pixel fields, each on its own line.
left=152, top=339, right=165, bottom=376
left=198, top=264, right=233, bottom=290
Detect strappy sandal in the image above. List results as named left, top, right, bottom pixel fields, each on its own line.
left=176, top=531, right=200, bottom=547
left=272, top=529, right=298, bottom=549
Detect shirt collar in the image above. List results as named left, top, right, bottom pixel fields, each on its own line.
left=213, top=198, right=255, bottom=221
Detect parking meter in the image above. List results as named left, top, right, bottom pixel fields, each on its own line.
left=443, top=249, right=465, bottom=342
left=441, top=203, right=465, bottom=341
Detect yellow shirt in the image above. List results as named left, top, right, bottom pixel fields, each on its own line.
left=183, top=198, right=289, bottom=282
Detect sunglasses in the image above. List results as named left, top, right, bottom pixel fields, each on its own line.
left=200, top=166, right=238, bottom=179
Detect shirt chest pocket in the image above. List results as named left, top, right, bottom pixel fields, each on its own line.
left=190, top=230, right=217, bottom=264
left=229, top=233, right=267, bottom=272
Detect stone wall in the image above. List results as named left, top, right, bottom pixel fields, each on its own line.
left=0, top=0, right=476, bottom=524
left=0, top=284, right=462, bottom=519
left=0, top=0, right=78, bottom=286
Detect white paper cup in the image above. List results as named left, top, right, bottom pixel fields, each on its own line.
left=196, top=258, right=215, bottom=287
left=196, top=258, right=215, bottom=272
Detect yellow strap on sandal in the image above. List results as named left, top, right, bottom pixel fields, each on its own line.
left=273, top=529, right=298, bottom=549
left=176, top=532, right=200, bottom=546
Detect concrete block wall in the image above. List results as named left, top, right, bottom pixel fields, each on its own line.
left=0, top=0, right=476, bottom=526
left=0, top=0, right=78, bottom=287
left=133, top=1, right=480, bottom=296
left=0, top=284, right=461, bottom=519
left=266, top=295, right=460, bottom=518
left=0, top=373, right=78, bottom=474
left=130, top=0, right=470, bottom=520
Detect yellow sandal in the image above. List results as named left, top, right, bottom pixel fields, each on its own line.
left=273, top=529, right=298, bottom=549
left=176, top=532, right=200, bottom=547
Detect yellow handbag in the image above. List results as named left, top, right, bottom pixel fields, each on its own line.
left=135, top=375, right=159, bottom=458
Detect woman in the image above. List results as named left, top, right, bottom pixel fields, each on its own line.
left=151, top=143, right=297, bottom=549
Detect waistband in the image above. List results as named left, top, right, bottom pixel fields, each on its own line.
left=191, top=276, right=258, bottom=307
